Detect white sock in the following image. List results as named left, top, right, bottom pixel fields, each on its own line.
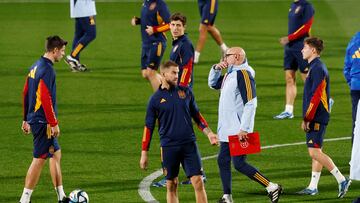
left=285, top=104, right=293, bottom=114
left=220, top=43, right=228, bottom=52
left=330, top=167, right=346, bottom=184
left=194, top=51, right=200, bottom=63
left=266, top=182, right=279, bottom=193
left=20, top=188, right=33, bottom=203
left=55, top=185, right=67, bottom=201
left=308, top=171, right=321, bottom=190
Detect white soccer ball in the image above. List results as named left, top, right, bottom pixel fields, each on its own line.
left=69, top=189, right=89, bottom=203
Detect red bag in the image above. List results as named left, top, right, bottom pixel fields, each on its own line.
left=228, top=132, right=261, bottom=156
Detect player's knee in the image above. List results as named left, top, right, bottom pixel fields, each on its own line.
left=308, top=149, right=321, bottom=159
left=191, top=176, right=204, bottom=191
left=166, top=179, right=178, bottom=192
left=199, top=24, right=208, bottom=33
left=285, top=76, right=296, bottom=85
left=207, top=25, right=215, bottom=32
left=32, top=158, right=47, bottom=167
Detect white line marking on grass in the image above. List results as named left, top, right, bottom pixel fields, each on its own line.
left=138, top=136, right=351, bottom=202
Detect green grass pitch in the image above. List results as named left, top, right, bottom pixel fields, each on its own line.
left=0, top=0, right=359, bottom=202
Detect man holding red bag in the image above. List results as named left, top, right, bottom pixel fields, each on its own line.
left=208, top=47, right=282, bottom=203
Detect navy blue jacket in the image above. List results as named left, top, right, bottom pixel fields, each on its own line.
left=140, top=0, right=170, bottom=45
left=170, top=34, right=194, bottom=88
left=303, top=57, right=330, bottom=124
left=288, top=0, right=314, bottom=46
left=142, top=86, right=208, bottom=150
left=23, top=56, right=58, bottom=126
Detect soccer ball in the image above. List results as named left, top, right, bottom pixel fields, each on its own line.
left=69, top=189, right=89, bottom=203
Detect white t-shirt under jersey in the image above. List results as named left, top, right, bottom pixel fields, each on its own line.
left=70, top=0, right=97, bottom=18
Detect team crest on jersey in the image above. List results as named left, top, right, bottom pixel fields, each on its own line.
left=240, top=140, right=249, bottom=148
left=160, top=98, right=167, bottom=103
left=178, top=90, right=186, bottom=99
left=149, top=2, right=156, bottom=10
left=173, top=45, right=178, bottom=53
left=295, top=6, right=301, bottom=14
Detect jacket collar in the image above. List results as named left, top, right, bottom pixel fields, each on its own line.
left=227, top=59, right=249, bottom=73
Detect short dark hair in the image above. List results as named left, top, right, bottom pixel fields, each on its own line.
left=160, top=60, right=178, bottom=72
left=304, top=37, right=324, bottom=54
left=170, top=12, right=186, bottom=26
left=45, top=35, right=67, bottom=52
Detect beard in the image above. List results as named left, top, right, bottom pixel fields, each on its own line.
left=166, top=79, right=178, bottom=87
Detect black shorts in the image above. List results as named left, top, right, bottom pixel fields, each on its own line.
left=198, top=0, right=218, bottom=25
left=162, top=142, right=202, bottom=180
left=141, top=41, right=166, bottom=70
left=306, top=122, right=326, bottom=148
left=284, top=43, right=309, bottom=73
left=31, top=123, right=60, bottom=159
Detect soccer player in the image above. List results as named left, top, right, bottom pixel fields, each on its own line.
left=194, top=0, right=228, bottom=64
left=297, top=37, right=351, bottom=197
left=343, top=31, right=360, bottom=143
left=153, top=12, right=196, bottom=187
left=64, top=0, right=97, bottom=72
left=274, top=0, right=314, bottom=119
left=131, top=0, right=171, bottom=92
left=170, top=13, right=195, bottom=88
left=20, top=36, right=69, bottom=203
left=140, top=60, right=218, bottom=203
left=208, top=47, right=282, bottom=203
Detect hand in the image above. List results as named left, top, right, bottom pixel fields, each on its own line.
left=140, top=151, right=148, bottom=170
left=238, top=130, right=248, bottom=142
left=51, top=124, right=60, bottom=137
left=207, top=132, right=219, bottom=146
left=214, top=61, right=228, bottom=70
left=301, top=121, right=310, bottom=132
left=145, top=26, right=154, bottom=35
left=21, top=121, right=31, bottom=135
left=131, top=16, right=139, bottom=26
left=279, top=36, right=289, bottom=46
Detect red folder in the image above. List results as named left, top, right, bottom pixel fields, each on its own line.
left=228, top=132, right=261, bottom=156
